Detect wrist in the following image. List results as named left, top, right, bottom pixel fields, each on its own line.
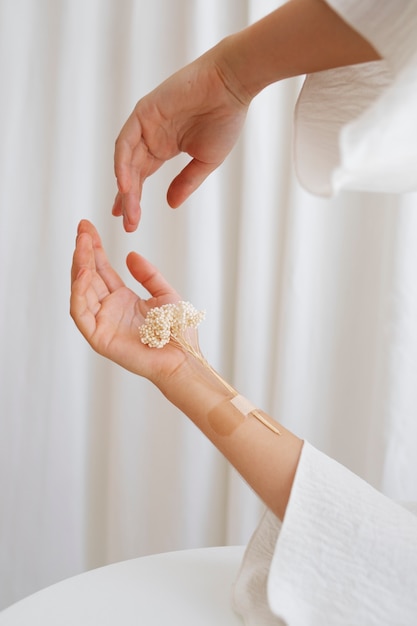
left=212, top=14, right=290, bottom=103
left=209, top=36, right=257, bottom=106
left=156, top=351, right=229, bottom=411
left=210, top=0, right=381, bottom=103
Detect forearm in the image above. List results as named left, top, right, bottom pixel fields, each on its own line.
left=71, top=223, right=302, bottom=519
left=215, top=0, right=381, bottom=101
left=157, top=356, right=303, bottom=521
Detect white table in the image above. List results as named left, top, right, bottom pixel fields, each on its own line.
left=0, top=546, right=245, bottom=625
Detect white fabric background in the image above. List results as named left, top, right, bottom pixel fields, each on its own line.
left=1, top=0, right=417, bottom=611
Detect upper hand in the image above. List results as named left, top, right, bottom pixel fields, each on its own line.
left=112, top=44, right=249, bottom=232
left=70, top=219, right=190, bottom=382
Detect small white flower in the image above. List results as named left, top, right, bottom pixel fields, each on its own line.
left=139, top=301, right=205, bottom=349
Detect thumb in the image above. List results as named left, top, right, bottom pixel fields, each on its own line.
left=126, top=252, right=180, bottom=300
left=167, top=158, right=220, bottom=208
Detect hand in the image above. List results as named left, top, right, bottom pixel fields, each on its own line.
left=112, top=42, right=250, bottom=232
left=71, top=229, right=302, bottom=523
left=70, top=219, right=190, bottom=383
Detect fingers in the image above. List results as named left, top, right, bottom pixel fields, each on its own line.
left=126, top=252, right=180, bottom=301
left=71, top=220, right=126, bottom=344
left=114, top=155, right=220, bottom=225
left=167, top=158, right=220, bottom=208
left=77, top=220, right=124, bottom=292
left=70, top=265, right=99, bottom=341
left=112, top=191, right=142, bottom=233
left=77, top=218, right=102, bottom=248
left=71, top=223, right=109, bottom=305
left=70, top=229, right=102, bottom=340
left=113, top=153, right=218, bottom=231
left=71, top=222, right=96, bottom=286
left=114, top=114, right=145, bottom=232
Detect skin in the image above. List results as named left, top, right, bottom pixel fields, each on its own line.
left=112, top=0, right=380, bottom=231
left=70, top=220, right=303, bottom=519
left=74, top=2, right=382, bottom=518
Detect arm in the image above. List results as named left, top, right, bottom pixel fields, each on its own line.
left=113, top=0, right=380, bottom=231
left=217, top=0, right=380, bottom=98
left=70, top=220, right=303, bottom=519
left=162, top=361, right=303, bottom=520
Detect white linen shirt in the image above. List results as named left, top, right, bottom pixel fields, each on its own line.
left=233, top=443, right=417, bottom=625
left=295, top=0, right=417, bottom=196
left=233, top=2, right=417, bottom=624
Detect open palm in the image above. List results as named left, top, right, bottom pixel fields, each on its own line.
left=70, top=220, right=189, bottom=381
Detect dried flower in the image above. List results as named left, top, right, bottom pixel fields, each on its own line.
left=139, top=301, right=205, bottom=349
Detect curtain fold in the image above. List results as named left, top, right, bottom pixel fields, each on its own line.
left=1, top=0, right=417, bottom=611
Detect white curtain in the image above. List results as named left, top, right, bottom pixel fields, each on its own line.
left=1, top=0, right=417, bottom=611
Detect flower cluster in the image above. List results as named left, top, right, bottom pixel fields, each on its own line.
left=139, top=301, right=205, bottom=349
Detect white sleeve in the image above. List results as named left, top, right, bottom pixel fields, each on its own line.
left=294, top=0, right=417, bottom=196
left=232, top=442, right=417, bottom=626
left=326, top=0, right=417, bottom=69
